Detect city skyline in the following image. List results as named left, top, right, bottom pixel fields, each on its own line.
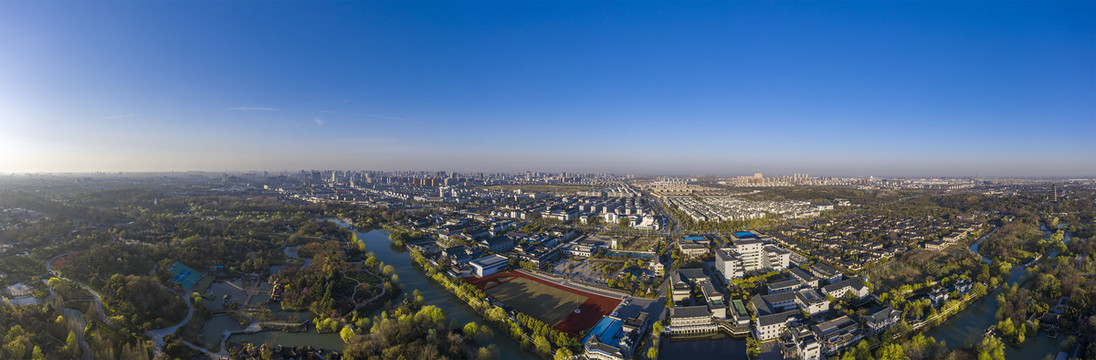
left=1, top=1, right=1093, bottom=177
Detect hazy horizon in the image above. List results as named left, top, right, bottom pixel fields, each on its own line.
left=2, top=2, right=1093, bottom=177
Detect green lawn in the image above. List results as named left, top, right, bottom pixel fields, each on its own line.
left=485, top=277, right=587, bottom=326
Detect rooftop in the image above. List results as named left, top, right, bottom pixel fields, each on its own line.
left=670, top=305, right=711, bottom=319
left=732, top=299, right=748, bottom=317
left=469, top=254, right=509, bottom=267
left=757, top=310, right=799, bottom=327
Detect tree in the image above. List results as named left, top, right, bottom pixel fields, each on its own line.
left=977, top=335, right=1005, bottom=360
left=534, top=335, right=552, bottom=355
left=464, top=322, right=479, bottom=339
left=31, top=346, right=45, bottom=360
left=647, top=347, right=658, bottom=359
left=5, top=339, right=26, bottom=360
left=416, top=305, right=446, bottom=325
left=876, top=343, right=909, bottom=360
left=555, top=348, right=574, bottom=360
left=997, top=318, right=1016, bottom=339
left=339, top=325, right=356, bottom=343
left=66, top=330, right=78, bottom=355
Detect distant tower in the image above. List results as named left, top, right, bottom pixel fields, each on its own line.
left=1052, top=184, right=1058, bottom=202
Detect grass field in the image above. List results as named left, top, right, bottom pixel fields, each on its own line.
left=484, top=277, right=588, bottom=326
left=480, top=184, right=594, bottom=194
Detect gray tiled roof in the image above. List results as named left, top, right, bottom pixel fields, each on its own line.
left=671, top=305, right=712, bottom=319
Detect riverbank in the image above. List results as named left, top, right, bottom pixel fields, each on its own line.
left=923, top=224, right=1073, bottom=358
left=346, top=227, right=535, bottom=359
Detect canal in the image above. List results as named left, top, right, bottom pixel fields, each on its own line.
left=350, top=227, right=534, bottom=359
left=923, top=226, right=1070, bottom=358
left=659, top=334, right=746, bottom=360
left=197, top=223, right=532, bottom=358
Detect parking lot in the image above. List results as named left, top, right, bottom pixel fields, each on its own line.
left=552, top=257, right=627, bottom=286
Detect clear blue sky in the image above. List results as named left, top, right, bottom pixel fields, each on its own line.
left=1, top=1, right=1093, bottom=177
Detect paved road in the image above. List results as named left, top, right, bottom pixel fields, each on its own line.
left=47, top=252, right=112, bottom=327
left=147, top=291, right=194, bottom=350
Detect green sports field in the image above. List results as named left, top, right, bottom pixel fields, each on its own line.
left=484, top=277, right=588, bottom=326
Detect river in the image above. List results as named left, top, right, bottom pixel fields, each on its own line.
left=195, top=222, right=533, bottom=358
left=924, top=226, right=1070, bottom=358
left=348, top=225, right=534, bottom=359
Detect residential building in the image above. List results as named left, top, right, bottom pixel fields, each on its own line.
left=767, top=279, right=803, bottom=294
left=700, top=281, right=726, bottom=318
left=479, top=236, right=515, bottom=253
left=715, top=248, right=744, bottom=279
left=650, top=259, right=665, bottom=277
left=729, top=237, right=764, bottom=271
left=789, top=267, right=820, bottom=288
left=755, top=310, right=799, bottom=341
left=866, top=306, right=901, bottom=334
left=929, top=287, right=949, bottom=307
left=677, top=236, right=710, bottom=257
left=721, top=232, right=792, bottom=274
left=795, top=289, right=830, bottom=316
left=786, top=325, right=822, bottom=360
left=764, top=245, right=792, bottom=270
left=811, top=315, right=862, bottom=355
left=6, top=283, right=32, bottom=297
left=821, top=278, right=869, bottom=300
left=667, top=306, right=715, bottom=335
left=668, top=271, right=693, bottom=302
left=809, top=263, right=843, bottom=284
left=730, top=299, right=751, bottom=327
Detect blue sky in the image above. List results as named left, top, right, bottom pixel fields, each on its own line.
left=1, top=1, right=1093, bottom=176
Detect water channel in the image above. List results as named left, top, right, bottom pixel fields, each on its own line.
left=197, top=223, right=534, bottom=358
left=658, top=334, right=746, bottom=360
left=345, top=224, right=534, bottom=359
left=923, top=226, right=1071, bottom=358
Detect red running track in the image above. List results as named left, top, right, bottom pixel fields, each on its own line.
left=464, top=271, right=622, bottom=335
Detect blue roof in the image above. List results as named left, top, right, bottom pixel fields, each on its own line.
left=734, top=232, right=757, bottom=238
left=583, top=317, right=624, bottom=346
left=683, top=236, right=705, bottom=240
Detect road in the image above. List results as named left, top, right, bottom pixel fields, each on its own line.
left=49, top=251, right=196, bottom=354
left=47, top=252, right=113, bottom=327
left=146, top=291, right=194, bottom=351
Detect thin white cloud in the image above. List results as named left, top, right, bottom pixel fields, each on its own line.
left=313, top=118, right=326, bottom=127
left=365, top=114, right=405, bottom=122
left=100, top=114, right=139, bottom=120
left=229, top=106, right=280, bottom=111
left=319, top=110, right=406, bottom=122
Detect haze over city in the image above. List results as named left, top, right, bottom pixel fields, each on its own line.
left=2, top=2, right=1096, bottom=360
left=1, top=1, right=1093, bottom=176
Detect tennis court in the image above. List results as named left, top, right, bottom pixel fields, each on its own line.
left=169, top=262, right=204, bottom=290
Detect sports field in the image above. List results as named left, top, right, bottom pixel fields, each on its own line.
left=466, top=271, right=622, bottom=335
left=484, top=277, right=587, bottom=326
left=168, top=262, right=204, bottom=290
